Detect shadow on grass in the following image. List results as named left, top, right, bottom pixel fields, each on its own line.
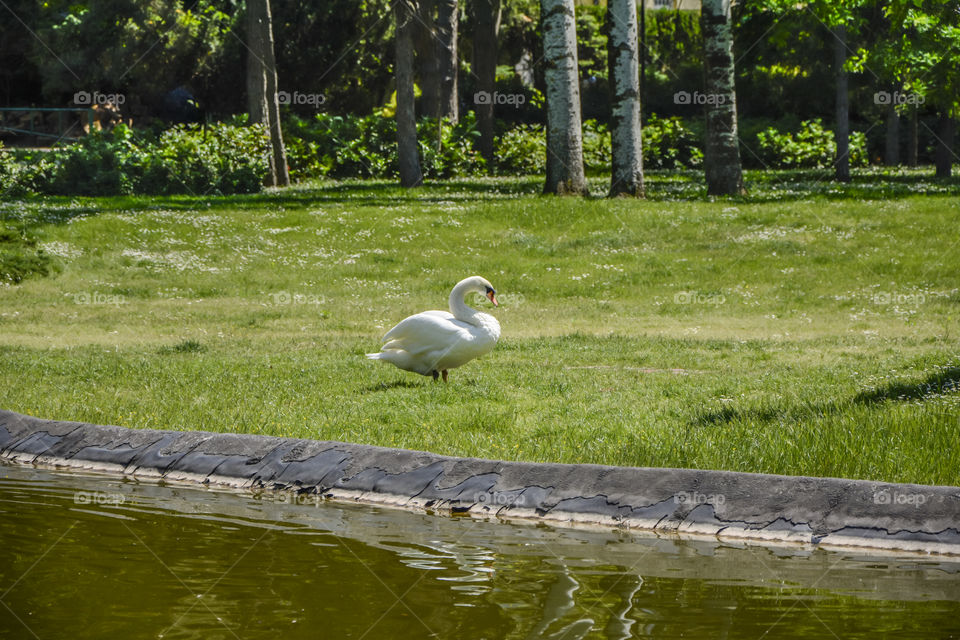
left=6, top=169, right=960, bottom=230
left=360, top=380, right=426, bottom=393
left=694, top=364, right=960, bottom=427
left=853, top=366, right=960, bottom=404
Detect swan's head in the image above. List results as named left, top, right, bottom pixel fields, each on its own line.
left=461, top=275, right=499, bottom=307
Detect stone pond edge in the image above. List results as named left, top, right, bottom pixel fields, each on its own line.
left=2, top=409, right=959, bottom=556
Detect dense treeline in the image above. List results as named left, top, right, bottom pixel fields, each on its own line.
left=0, top=0, right=957, bottom=193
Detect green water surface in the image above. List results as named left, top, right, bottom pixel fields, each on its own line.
left=1, top=462, right=958, bottom=639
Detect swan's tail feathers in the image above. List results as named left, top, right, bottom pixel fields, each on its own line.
left=365, top=352, right=383, bottom=360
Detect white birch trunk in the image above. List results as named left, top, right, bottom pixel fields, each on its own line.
left=541, top=0, right=587, bottom=195
left=608, top=0, right=643, bottom=197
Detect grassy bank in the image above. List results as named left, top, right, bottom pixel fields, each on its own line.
left=1, top=170, right=958, bottom=485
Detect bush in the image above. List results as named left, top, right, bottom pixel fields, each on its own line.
left=285, top=113, right=397, bottom=179
left=284, top=112, right=485, bottom=180
left=49, top=125, right=144, bottom=195
left=493, top=124, right=546, bottom=175
left=417, top=112, right=486, bottom=178
left=757, top=119, right=868, bottom=169
left=582, top=119, right=611, bottom=173
left=141, top=120, right=270, bottom=194
left=2, top=121, right=269, bottom=196
left=0, top=147, right=56, bottom=196
left=642, top=114, right=703, bottom=169
left=488, top=115, right=703, bottom=176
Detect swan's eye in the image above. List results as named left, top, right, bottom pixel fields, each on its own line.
left=485, top=286, right=495, bottom=295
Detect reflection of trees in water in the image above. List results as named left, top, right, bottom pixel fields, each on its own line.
left=382, top=539, right=746, bottom=639
left=370, top=534, right=651, bottom=638
left=447, top=550, right=646, bottom=639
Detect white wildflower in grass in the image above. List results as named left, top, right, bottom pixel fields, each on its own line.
left=39, top=242, right=83, bottom=258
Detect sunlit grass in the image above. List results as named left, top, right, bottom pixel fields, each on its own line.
left=1, top=170, right=958, bottom=485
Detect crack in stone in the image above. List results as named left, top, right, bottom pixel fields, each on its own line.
left=1, top=410, right=959, bottom=556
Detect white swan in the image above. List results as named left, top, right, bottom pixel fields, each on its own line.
left=366, top=276, right=501, bottom=382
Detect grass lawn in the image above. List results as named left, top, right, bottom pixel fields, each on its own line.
left=1, top=169, right=959, bottom=486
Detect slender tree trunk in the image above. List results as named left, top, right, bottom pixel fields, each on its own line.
left=833, top=25, right=850, bottom=182
left=247, top=0, right=288, bottom=187
left=884, top=89, right=899, bottom=166
left=436, top=0, right=459, bottom=123
left=907, top=105, right=918, bottom=167
left=415, top=0, right=440, bottom=118
left=935, top=112, right=955, bottom=178
left=246, top=5, right=268, bottom=126
left=639, top=0, right=645, bottom=119
left=541, top=0, right=588, bottom=195
left=472, top=0, right=501, bottom=165
left=261, top=0, right=288, bottom=187
left=701, top=0, right=745, bottom=195
left=608, top=0, right=643, bottom=197
left=396, top=1, right=424, bottom=187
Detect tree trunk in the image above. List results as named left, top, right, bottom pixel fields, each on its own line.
left=396, top=1, right=424, bottom=187
left=639, top=0, right=645, bottom=119
left=247, top=0, right=288, bottom=187
left=261, top=0, right=288, bottom=187
left=701, top=0, right=745, bottom=196
left=472, top=0, right=501, bottom=165
left=608, top=0, right=643, bottom=198
left=935, top=112, right=955, bottom=178
left=541, top=0, right=588, bottom=195
left=246, top=4, right=268, bottom=126
left=884, top=88, right=899, bottom=166
left=415, top=0, right=440, bottom=118
left=907, top=105, right=918, bottom=167
left=436, top=0, right=459, bottom=123
left=833, top=25, right=850, bottom=183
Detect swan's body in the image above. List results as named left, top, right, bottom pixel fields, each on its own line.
left=366, top=276, right=501, bottom=381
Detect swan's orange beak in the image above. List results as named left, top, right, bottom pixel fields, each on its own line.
left=487, top=290, right=499, bottom=307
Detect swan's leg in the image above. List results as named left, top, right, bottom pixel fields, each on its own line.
left=442, top=370, right=448, bottom=383
left=432, top=371, right=439, bottom=382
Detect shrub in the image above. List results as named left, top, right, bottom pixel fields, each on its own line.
left=490, top=115, right=703, bottom=176
left=49, top=125, right=144, bottom=195
left=285, top=113, right=397, bottom=179
left=142, top=120, right=270, bottom=195
left=493, top=124, right=546, bottom=175
left=284, top=112, right=485, bottom=180
left=757, top=119, right=868, bottom=169
left=3, top=121, right=269, bottom=196
left=417, top=112, right=486, bottom=178
left=642, top=114, right=703, bottom=170
left=582, top=119, right=611, bottom=173
left=0, top=147, right=56, bottom=196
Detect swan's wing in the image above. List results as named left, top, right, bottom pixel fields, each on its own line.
left=381, top=311, right=473, bottom=356
left=382, top=310, right=452, bottom=341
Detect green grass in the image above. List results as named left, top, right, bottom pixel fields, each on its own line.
left=1, top=169, right=959, bottom=486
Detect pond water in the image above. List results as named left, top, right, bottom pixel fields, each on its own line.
left=1, top=461, right=959, bottom=639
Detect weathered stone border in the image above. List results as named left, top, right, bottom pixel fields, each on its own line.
left=2, top=409, right=959, bottom=555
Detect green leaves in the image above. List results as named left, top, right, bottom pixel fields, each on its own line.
left=756, top=119, right=868, bottom=169
left=2, top=122, right=270, bottom=196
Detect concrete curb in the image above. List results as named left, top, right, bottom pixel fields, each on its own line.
left=2, top=409, right=959, bottom=555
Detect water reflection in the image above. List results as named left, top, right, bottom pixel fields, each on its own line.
left=1, top=463, right=958, bottom=639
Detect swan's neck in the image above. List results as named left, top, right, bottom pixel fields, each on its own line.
left=449, top=281, right=481, bottom=324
